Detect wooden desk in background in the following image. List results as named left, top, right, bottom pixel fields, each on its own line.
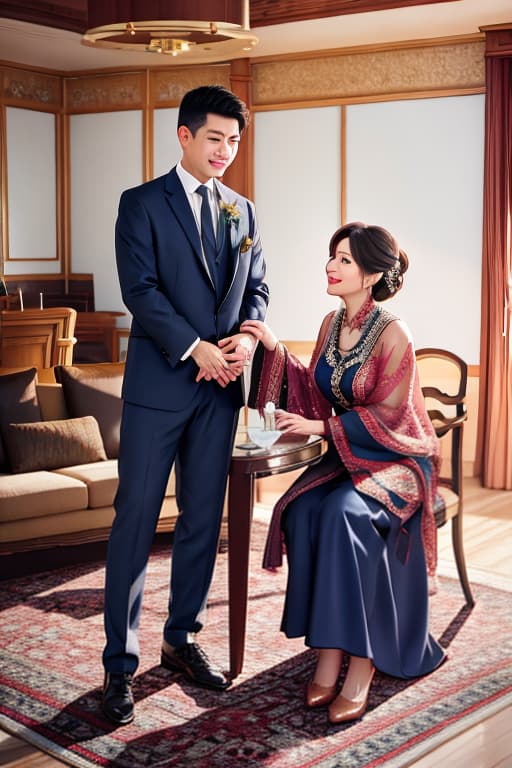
left=0, top=295, right=19, bottom=311
left=0, top=307, right=77, bottom=369
left=74, top=311, right=126, bottom=363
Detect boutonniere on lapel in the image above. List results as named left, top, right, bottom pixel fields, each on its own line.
left=220, top=201, right=241, bottom=226
left=240, top=236, right=253, bottom=253
left=221, top=199, right=252, bottom=253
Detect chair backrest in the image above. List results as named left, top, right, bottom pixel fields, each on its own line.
left=415, top=347, right=475, bottom=606
left=415, top=347, right=468, bottom=496
left=0, top=307, right=77, bottom=370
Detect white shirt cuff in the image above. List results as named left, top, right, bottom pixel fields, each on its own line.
left=181, top=337, right=200, bottom=361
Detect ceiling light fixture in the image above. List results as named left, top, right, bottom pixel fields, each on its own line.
left=82, top=1, right=258, bottom=63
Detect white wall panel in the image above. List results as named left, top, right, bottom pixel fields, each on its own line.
left=153, top=107, right=181, bottom=178
left=5, top=107, right=58, bottom=273
left=70, top=111, right=142, bottom=316
left=254, top=107, right=342, bottom=340
left=345, top=95, right=484, bottom=364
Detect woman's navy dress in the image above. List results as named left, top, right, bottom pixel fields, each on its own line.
left=280, top=352, right=445, bottom=679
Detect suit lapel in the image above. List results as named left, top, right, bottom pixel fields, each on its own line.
left=164, top=169, right=215, bottom=289
left=214, top=179, right=251, bottom=307
left=214, top=181, right=235, bottom=303
left=214, top=179, right=239, bottom=270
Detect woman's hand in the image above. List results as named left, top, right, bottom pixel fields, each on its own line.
left=275, top=410, right=324, bottom=437
left=239, top=319, right=278, bottom=351
left=218, top=332, right=254, bottom=361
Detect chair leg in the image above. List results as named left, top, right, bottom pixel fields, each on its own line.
left=451, top=512, right=475, bottom=607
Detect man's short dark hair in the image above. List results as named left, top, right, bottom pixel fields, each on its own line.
left=178, top=85, right=249, bottom=135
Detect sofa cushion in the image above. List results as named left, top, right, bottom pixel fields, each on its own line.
left=56, top=460, right=119, bottom=508
left=56, top=461, right=176, bottom=509
left=0, top=471, right=88, bottom=521
left=55, top=363, right=124, bottom=458
left=5, top=416, right=107, bottom=474
left=0, top=367, right=42, bottom=472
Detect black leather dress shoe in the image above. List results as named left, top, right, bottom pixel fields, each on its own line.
left=161, top=643, right=231, bottom=690
left=101, top=672, right=134, bottom=725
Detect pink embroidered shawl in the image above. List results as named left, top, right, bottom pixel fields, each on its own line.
left=252, top=308, right=441, bottom=576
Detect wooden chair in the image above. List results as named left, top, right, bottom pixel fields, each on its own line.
left=415, top=347, right=474, bottom=606
left=0, top=307, right=77, bottom=370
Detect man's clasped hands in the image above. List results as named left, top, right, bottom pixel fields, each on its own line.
left=191, top=331, right=255, bottom=388
left=191, top=319, right=322, bottom=439
left=191, top=317, right=277, bottom=388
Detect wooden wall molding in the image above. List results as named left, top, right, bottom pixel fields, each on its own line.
left=57, top=112, right=69, bottom=275
left=252, top=39, right=485, bottom=106
left=481, top=25, right=512, bottom=57
left=1, top=35, right=486, bottom=113
left=224, top=58, right=253, bottom=199
left=64, top=71, right=146, bottom=112
left=0, top=105, right=7, bottom=275
left=2, top=66, right=62, bottom=110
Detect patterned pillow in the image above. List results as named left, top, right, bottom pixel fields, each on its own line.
left=0, top=368, right=42, bottom=471
left=5, top=416, right=107, bottom=474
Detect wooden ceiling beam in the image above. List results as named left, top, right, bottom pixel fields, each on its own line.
left=250, top=0, right=458, bottom=28
left=0, top=1, right=85, bottom=33
left=0, top=0, right=460, bottom=34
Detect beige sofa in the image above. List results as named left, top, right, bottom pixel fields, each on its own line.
left=0, top=363, right=178, bottom=556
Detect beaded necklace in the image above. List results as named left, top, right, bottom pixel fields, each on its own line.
left=325, top=303, right=396, bottom=408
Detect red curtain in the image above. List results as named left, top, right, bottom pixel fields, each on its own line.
left=476, top=29, right=512, bottom=489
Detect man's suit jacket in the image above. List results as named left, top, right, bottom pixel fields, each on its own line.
left=115, top=167, right=269, bottom=412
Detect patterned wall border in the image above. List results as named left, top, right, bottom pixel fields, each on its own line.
left=64, top=71, right=145, bottom=112
left=150, top=65, right=231, bottom=107
left=62, top=66, right=232, bottom=113
left=252, top=38, right=485, bottom=106
left=2, top=66, right=62, bottom=110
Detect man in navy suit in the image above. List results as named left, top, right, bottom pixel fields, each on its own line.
left=101, top=85, right=269, bottom=725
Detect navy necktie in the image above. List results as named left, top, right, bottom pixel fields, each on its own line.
left=196, top=185, right=218, bottom=291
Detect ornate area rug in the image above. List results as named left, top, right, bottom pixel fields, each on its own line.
left=1, top=522, right=511, bottom=768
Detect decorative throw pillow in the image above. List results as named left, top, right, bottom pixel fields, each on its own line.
left=54, top=363, right=124, bottom=458
left=0, top=367, right=42, bottom=471
left=6, top=416, right=107, bottom=474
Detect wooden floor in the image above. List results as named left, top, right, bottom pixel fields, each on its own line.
left=1, top=477, right=511, bottom=767
left=403, top=477, right=512, bottom=768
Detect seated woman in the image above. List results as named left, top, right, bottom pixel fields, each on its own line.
left=239, top=222, right=446, bottom=725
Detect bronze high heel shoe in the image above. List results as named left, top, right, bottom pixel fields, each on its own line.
left=328, top=666, right=375, bottom=724
left=328, top=692, right=370, bottom=724
left=306, top=681, right=338, bottom=708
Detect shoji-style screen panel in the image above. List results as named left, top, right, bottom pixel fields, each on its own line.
left=254, top=107, right=342, bottom=340
left=5, top=107, right=57, bottom=272
left=345, top=94, right=484, bottom=364
left=70, top=110, right=142, bottom=315
left=153, top=108, right=181, bottom=179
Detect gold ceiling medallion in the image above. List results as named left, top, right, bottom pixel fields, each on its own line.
left=82, top=1, right=258, bottom=63
left=145, top=38, right=191, bottom=56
